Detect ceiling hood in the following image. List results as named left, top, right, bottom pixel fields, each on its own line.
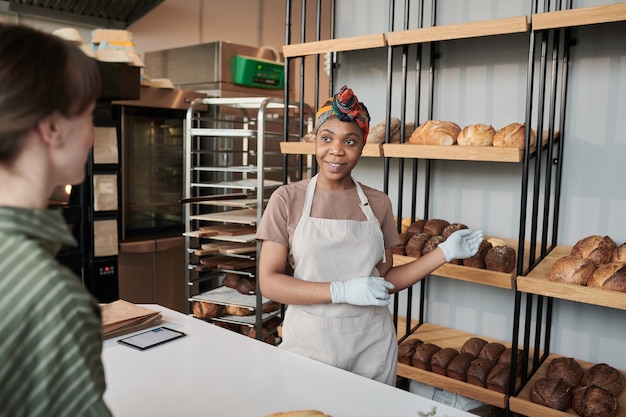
left=0, top=0, right=164, bottom=29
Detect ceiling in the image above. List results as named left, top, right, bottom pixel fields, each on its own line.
left=0, top=0, right=164, bottom=28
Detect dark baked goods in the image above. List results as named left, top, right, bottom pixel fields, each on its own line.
left=407, top=219, right=427, bottom=234
left=467, top=358, right=496, bottom=387
left=498, top=347, right=523, bottom=376
left=405, top=232, right=432, bottom=258
left=192, top=301, right=224, bottom=319
left=431, top=347, right=459, bottom=376
left=492, top=122, right=537, bottom=150
left=587, top=262, right=626, bottom=292
left=581, top=363, right=626, bottom=397
left=546, top=357, right=584, bottom=388
left=398, top=338, right=423, bottom=366
left=262, top=301, right=280, bottom=314
left=461, top=337, right=489, bottom=358
left=484, top=245, right=516, bottom=273
left=572, top=385, right=618, bottom=417
left=241, top=325, right=276, bottom=345
left=412, top=343, right=441, bottom=371
left=478, top=342, right=507, bottom=362
left=394, top=232, right=415, bottom=255
left=225, top=304, right=254, bottom=316
left=408, top=120, right=461, bottom=145
left=213, top=320, right=241, bottom=333
left=549, top=255, right=596, bottom=286
left=486, top=362, right=512, bottom=393
left=457, top=123, right=496, bottom=147
left=571, top=235, right=618, bottom=266
left=447, top=352, right=475, bottom=382
left=236, top=275, right=257, bottom=295
left=422, top=235, right=446, bottom=256
left=613, top=243, right=626, bottom=263
left=223, top=272, right=241, bottom=289
left=463, top=239, right=492, bottom=269
left=423, top=218, right=450, bottom=236
left=530, top=377, right=573, bottom=411
left=441, top=223, right=468, bottom=239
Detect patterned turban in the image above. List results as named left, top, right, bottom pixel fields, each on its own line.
left=315, top=85, right=370, bottom=143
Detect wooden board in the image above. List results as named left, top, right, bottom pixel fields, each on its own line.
left=209, top=233, right=257, bottom=244
left=199, top=225, right=256, bottom=236
left=517, top=245, right=626, bottom=311
left=509, top=354, right=626, bottom=417
left=396, top=323, right=528, bottom=409
left=282, top=33, right=386, bottom=57
left=195, top=242, right=256, bottom=256
left=196, top=197, right=261, bottom=208
left=190, top=208, right=257, bottom=225
left=532, top=3, right=626, bottom=30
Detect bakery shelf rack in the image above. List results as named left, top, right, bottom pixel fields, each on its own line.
left=183, top=96, right=313, bottom=341
left=282, top=1, right=626, bottom=415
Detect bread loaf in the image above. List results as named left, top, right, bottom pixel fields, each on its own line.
left=422, top=235, right=446, bottom=256
left=498, top=347, right=523, bottom=376
left=431, top=347, right=459, bottom=376
left=408, top=120, right=461, bottom=146
left=546, top=357, right=584, bottom=388
left=223, top=272, right=241, bottom=289
left=484, top=245, right=516, bottom=273
left=423, top=218, right=450, bottom=236
left=492, top=122, right=537, bottom=150
left=572, top=385, right=618, bottom=417
left=192, top=301, right=224, bottom=319
left=405, top=232, right=432, bottom=258
left=225, top=305, right=254, bottom=316
left=587, top=262, right=626, bottom=292
left=368, top=117, right=401, bottom=144
left=467, top=358, right=496, bottom=387
left=478, top=342, right=507, bottom=362
left=612, top=243, right=626, bottom=263
left=571, top=235, right=617, bottom=266
left=407, top=219, right=427, bottom=234
left=463, top=239, right=492, bottom=269
left=486, top=362, right=511, bottom=393
left=398, top=338, right=423, bottom=366
left=457, top=123, right=496, bottom=146
left=441, top=223, right=468, bottom=239
left=549, top=255, right=596, bottom=286
left=488, top=238, right=506, bottom=247
left=530, top=377, right=573, bottom=411
left=264, top=410, right=331, bottom=417
left=461, top=337, right=489, bottom=358
left=581, top=363, right=626, bottom=397
left=412, top=343, right=441, bottom=371
left=446, top=352, right=475, bottom=382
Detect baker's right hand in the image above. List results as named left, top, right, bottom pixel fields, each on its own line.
left=330, top=277, right=395, bottom=306
left=438, top=229, right=484, bottom=262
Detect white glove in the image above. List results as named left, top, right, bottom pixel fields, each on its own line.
left=330, top=277, right=395, bottom=306
left=438, top=229, right=484, bottom=262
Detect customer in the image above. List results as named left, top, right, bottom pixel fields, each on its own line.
left=0, top=23, right=112, bottom=416
left=256, top=85, right=482, bottom=385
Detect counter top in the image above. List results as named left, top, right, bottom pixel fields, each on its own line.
left=102, top=305, right=474, bottom=417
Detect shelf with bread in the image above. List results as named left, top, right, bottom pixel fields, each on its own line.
left=396, top=323, right=529, bottom=409
left=509, top=354, right=626, bottom=417
left=279, top=141, right=383, bottom=157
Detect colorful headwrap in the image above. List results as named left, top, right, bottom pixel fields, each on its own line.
left=315, top=85, right=371, bottom=143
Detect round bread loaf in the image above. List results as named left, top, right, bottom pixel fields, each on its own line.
left=461, top=337, right=489, bottom=358
left=546, top=357, right=584, bottom=388
left=441, top=223, right=468, bottom=239
left=488, top=237, right=507, bottom=247
left=407, top=219, right=427, bottom=234
left=422, top=235, right=446, bottom=256
left=423, top=218, right=450, bottom=236
left=478, top=342, right=507, bottom=362
left=262, top=301, right=280, bottom=314
left=486, top=362, right=511, bottom=393
left=412, top=343, right=441, bottom=371
left=398, top=338, right=423, bottom=366
left=447, top=352, right=475, bottom=382
left=571, top=235, right=617, bottom=266
left=405, top=232, right=432, bottom=258
left=467, top=358, right=496, bottom=387
left=408, top=120, right=461, bottom=145
left=530, top=377, right=573, bottom=411
left=223, top=272, right=241, bottom=289
left=572, top=385, right=618, bottom=417
left=431, top=347, right=459, bottom=376
left=457, top=123, right=496, bottom=146
left=463, top=239, right=492, bottom=269
left=492, top=122, right=537, bottom=150
left=587, top=262, right=626, bottom=292
left=398, top=232, right=414, bottom=246
left=192, top=301, right=224, bottom=319
left=236, top=275, right=256, bottom=295
left=368, top=117, right=402, bottom=144
left=485, top=245, right=516, bottom=273
left=549, top=255, right=596, bottom=286
left=612, top=243, right=626, bottom=263
left=225, top=304, right=254, bottom=316
left=582, top=363, right=626, bottom=397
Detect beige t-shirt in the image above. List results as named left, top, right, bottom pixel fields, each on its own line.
left=256, top=178, right=400, bottom=269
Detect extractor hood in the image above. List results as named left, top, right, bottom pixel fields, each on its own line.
left=0, top=0, right=164, bottom=29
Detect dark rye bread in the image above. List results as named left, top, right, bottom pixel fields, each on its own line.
left=460, top=337, right=488, bottom=358
left=412, top=343, right=441, bottom=371
left=530, top=377, right=573, bottom=411
left=546, top=357, right=584, bottom=388
left=398, top=338, right=423, bottom=366
left=467, top=358, right=496, bottom=387
left=431, top=347, right=459, bottom=376
left=446, top=352, right=475, bottom=382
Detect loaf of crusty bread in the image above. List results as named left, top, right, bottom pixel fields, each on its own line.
left=367, top=117, right=414, bottom=144
left=422, top=235, right=445, bottom=256
left=398, top=338, right=423, bottom=365
left=478, top=342, right=507, bottom=362
left=225, top=304, right=254, bottom=316
left=486, top=362, right=511, bottom=393
left=572, top=385, right=618, bottom=417
left=587, top=262, right=626, bottom=292
left=264, top=410, right=331, bottom=417
left=405, top=232, right=432, bottom=258
left=412, top=343, right=441, bottom=371
left=546, top=357, right=584, bottom=388
left=530, top=377, right=573, bottom=411
left=446, top=352, right=475, bottom=382
left=457, top=123, right=496, bottom=146
left=192, top=301, right=224, bottom=319
left=423, top=218, right=450, bottom=236
left=461, top=337, right=489, bottom=358
left=463, top=239, right=492, bottom=269
left=492, top=122, right=537, bottom=150
left=407, top=219, right=427, bottom=234
left=431, top=347, right=459, bottom=376
left=571, top=235, right=618, bottom=266
left=408, top=120, right=461, bottom=145
left=484, top=245, right=516, bottom=273
left=467, top=358, right=496, bottom=387
left=549, top=255, right=596, bottom=286
left=441, top=223, right=468, bottom=239
left=613, top=243, right=626, bottom=263
left=581, top=363, right=626, bottom=397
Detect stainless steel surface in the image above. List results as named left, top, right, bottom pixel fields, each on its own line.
left=0, top=0, right=163, bottom=28
left=113, top=85, right=207, bottom=110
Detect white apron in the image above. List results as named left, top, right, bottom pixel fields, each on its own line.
left=280, top=175, right=398, bottom=385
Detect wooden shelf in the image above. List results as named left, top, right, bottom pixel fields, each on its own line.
left=517, top=245, right=626, bottom=311
left=387, top=16, right=529, bottom=46
left=397, top=323, right=526, bottom=409
left=532, top=3, right=626, bottom=30
left=279, top=141, right=383, bottom=157
left=509, top=354, right=626, bottom=417
left=282, top=33, right=386, bottom=58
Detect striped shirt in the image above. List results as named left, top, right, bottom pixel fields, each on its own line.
left=0, top=207, right=112, bottom=417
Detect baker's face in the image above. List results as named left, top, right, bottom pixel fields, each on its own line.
left=315, top=117, right=364, bottom=188
left=53, top=102, right=96, bottom=185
